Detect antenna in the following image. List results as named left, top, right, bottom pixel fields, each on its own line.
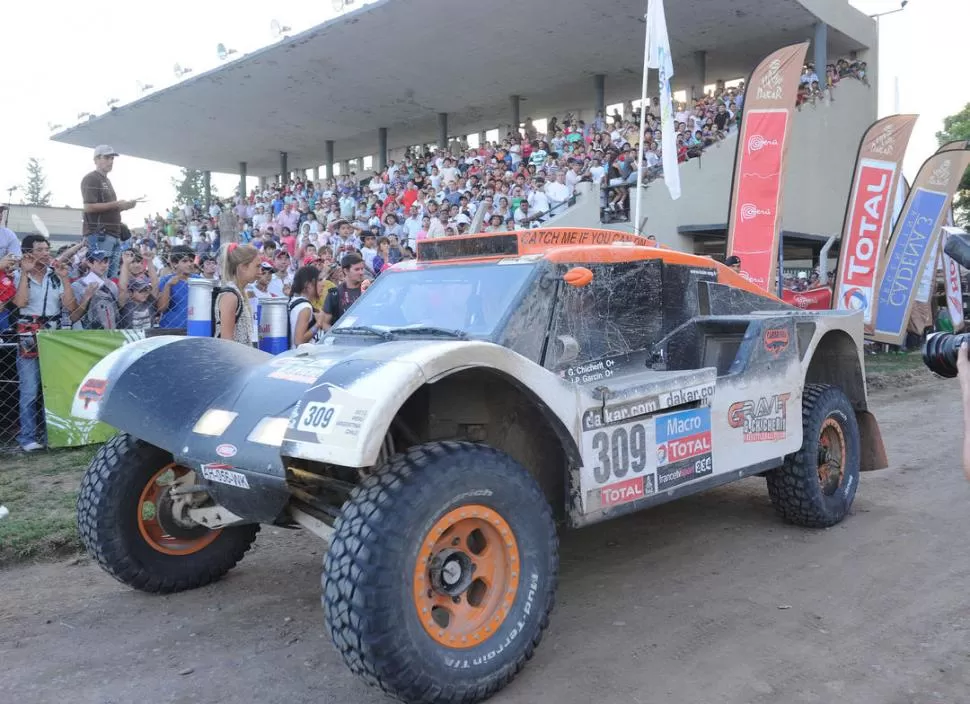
left=270, top=19, right=291, bottom=38
left=216, top=43, right=238, bottom=61
left=137, top=80, right=154, bottom=93
left=174, top=63, right=193, bottom=78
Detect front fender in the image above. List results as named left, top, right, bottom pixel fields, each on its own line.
left=281, top=341, right=580, bottom=467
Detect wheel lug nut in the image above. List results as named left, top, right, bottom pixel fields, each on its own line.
left=452, top=596, right=461, bottom=604
left=452, top=538, right=460, bottom=546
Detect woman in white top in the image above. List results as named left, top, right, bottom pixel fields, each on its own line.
left=288, top=265, right=323, bottom=349
left=216, top=243, right=260, bottom=346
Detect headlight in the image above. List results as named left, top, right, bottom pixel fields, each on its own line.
left=192, top=409, right=238, bottom=436
left=247, top=416, right=290, bottom=447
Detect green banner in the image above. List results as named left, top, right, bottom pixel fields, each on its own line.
left=36, top=329, right=145, bottom=448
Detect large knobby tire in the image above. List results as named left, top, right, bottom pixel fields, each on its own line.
left=766, top=384, right=860, bottom=528
left=324, top=441, right=558, bottom=704
left=77, top=433, right=259, bottom=593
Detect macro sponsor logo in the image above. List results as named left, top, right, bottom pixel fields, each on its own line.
left=728, top=393, right=790, bottom=442
left=747, top=135, right=779, bottom=154
left=740, top=203, right=772, bottom=222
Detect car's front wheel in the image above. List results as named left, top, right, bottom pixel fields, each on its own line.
left=323, top=441, right=558, bottom=704
left=77, top=433, right=259, bottom=593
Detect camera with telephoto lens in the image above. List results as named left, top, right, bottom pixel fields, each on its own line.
left=922, top=231, right=970, bottom=378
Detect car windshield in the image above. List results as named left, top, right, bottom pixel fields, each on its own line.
left=331, top=262, right=536, bottom=338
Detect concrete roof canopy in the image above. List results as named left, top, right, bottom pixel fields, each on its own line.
left=52, top=0, right=875, bottom=176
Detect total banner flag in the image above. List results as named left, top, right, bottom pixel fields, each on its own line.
left=870, top=147, right=970, bottom=344
left=726, top=41, right=809, bottom=291
left=832, top=114, right=918, bottom=332
left=37, top=329, right=145, bottom=448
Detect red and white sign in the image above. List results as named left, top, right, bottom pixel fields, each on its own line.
left=942, top=229, right=965, bottom=331
left=834, top=159, right=897, bottom=323
left=782, top=287, right=833, bottom=310
left=729, top=109, right=788, bottom=290
left=600, top=476, right=645, bottom=508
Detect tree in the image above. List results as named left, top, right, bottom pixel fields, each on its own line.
left=936, top=103, right=970, bottom=227
left=23, top=157, right=51, bottom=206
left=171, top=168, right=217, bottom=207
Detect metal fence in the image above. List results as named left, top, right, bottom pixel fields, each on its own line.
left=0, top=337, right=25, bottom=450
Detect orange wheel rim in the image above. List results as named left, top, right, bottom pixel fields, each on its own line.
left=137, top=464, right=221, bottom=556
left=817, top=418, right=846, bottom=496
left=413, top=505, right=520, bottom=649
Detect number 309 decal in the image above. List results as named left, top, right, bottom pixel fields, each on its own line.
left=589, top=422, right=649, bottom=484
left=299, top=402, right=341, bottom=434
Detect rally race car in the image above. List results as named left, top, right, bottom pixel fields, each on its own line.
left=73, top=228, right=888, bottom=704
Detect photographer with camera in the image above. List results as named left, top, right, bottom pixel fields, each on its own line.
left=12, top=235, right=77, bottom=451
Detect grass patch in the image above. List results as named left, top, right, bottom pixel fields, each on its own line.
left=864, top=350, right=926, bottom=375
left=0, top=446, right=98, bottom=566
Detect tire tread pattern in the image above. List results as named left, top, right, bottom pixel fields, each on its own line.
left=323, top=440, right=558, bottom=704
left=766, top=384, right=859, bottom=528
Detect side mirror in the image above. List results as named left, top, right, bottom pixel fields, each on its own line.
left=555, top=335, right=580, bottom=366
left=563, top=266, right=594, bottom=287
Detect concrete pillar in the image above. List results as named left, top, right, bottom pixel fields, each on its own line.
left=340, top=160, right=350, bottom=176
left=312, top=166, right=319, bottom=182
left=258, top=176, right=268, bottom=190
left=814, top=22, right=828, bottom=87
left=437, top=113, right=448, bottom=149
left=691, top=50, right=707, bottom=101
left=479, top=129, right=488, bottom=146
left=509, top=95, right=520, bottom=131
left=203, top=170, right=211, bottom=207
left=325, top=140, right=335, bottom=180
left=279, top=152, right=288, bottom=184
left=378, top=127, right=388, bottom=171
left=594, top=74, right=606, bottom=115
left=238, top=162, right=247, bottom=200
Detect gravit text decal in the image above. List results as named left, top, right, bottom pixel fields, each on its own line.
left=727, top=393, right=791, bottom=442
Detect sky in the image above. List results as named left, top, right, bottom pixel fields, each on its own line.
left=0, top=0, right=966, bottom=224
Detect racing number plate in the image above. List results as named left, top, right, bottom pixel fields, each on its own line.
left=200, top=464, right=251, bottom=489
left=298, top=402, right=342, bottom=435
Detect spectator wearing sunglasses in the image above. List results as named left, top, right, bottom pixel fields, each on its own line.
left=157, top=245, right=196, bottom=329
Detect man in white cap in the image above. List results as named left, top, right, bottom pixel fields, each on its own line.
left=81, top=145, right=139, bottom=277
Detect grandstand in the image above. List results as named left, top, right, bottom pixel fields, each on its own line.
left=51, top=0, right=878, bottom=254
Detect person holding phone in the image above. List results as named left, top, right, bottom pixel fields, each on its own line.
left=81, top=145, right=141, bottom=278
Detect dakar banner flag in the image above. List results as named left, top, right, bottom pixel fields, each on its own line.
left=832, top=115, right=918, bottom=333
left=726, top=42, right=809, bottom=291
left=870, top=147, right=970, bottom=344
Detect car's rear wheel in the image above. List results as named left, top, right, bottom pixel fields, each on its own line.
left=323, top=441, right=558, bottom=704
left=77, top=433, right=259, bottom=593
left=766, top=384, right=860, bottom=528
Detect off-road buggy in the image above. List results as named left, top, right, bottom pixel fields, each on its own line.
left=73, top=228, right=888, bottom=703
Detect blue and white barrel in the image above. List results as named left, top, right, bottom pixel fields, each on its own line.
left=258, top=298, right=289, bottom=354
left=187, top=278, right=215, bottom=337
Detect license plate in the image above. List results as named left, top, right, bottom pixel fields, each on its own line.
left=298, top=402, right=342, bottom=434
left=200, top=464, right=251, bottom=489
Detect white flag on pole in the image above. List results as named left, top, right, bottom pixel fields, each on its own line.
left=645, top=0, right=680, bottom=200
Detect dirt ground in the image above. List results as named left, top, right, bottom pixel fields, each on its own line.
left=2, top=371, right=968, bottom=704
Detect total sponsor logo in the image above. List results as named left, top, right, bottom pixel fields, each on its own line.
left=654, top=408, right=714, bottom=491
left=740, top=203, right=772, bottom=222
left=597, top=474, right=657, bottom=509
left=839, top=162, right=894, bottom=314
left=728, top=393, right=791, bottom=442
left=747, top=134, right=779, bottom=154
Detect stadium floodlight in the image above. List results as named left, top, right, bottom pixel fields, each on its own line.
left=270, top=19, right=291, bottom=38
left=870, top=0, right=909, bottom=18
left=47, top=122, right=62, bottom=132
left=217, top=43, right=238, bottom=61
left=174, top=63, right=193, bottom=79
left=137, top=80, right=154, bottom=93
